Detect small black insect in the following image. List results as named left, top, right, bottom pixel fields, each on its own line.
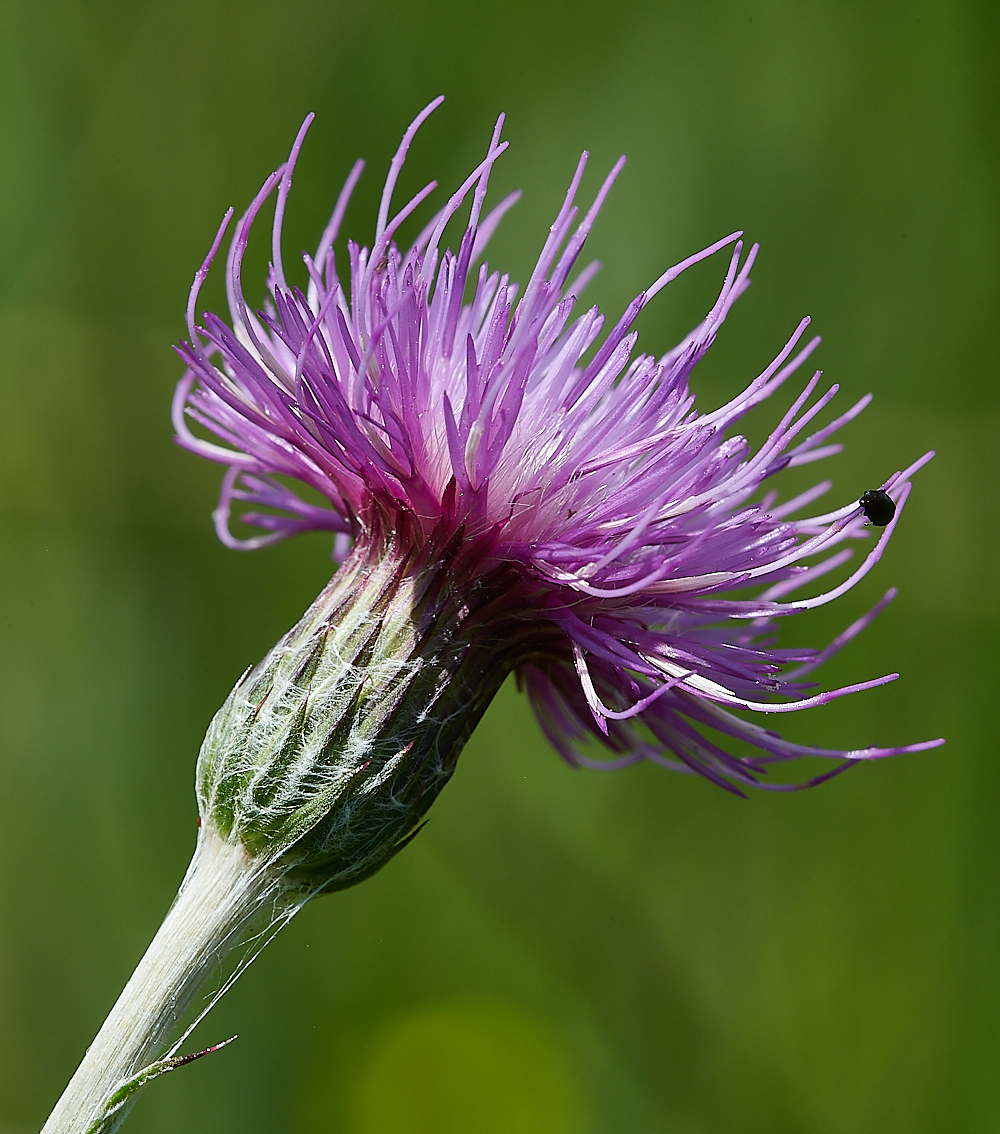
left=859, top=488, right=896, bottom=526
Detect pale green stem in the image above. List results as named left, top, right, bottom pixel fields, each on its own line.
left=40, top=828, right=284, bottom=1134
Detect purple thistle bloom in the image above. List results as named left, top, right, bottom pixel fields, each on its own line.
left=174, top=98, right=943, bottom=802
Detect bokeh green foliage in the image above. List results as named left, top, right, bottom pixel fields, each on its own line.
left=0, top=0, right=996, bottom=1131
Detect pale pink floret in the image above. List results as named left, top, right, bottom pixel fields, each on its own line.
left=175, top=99, right=943, bottom=793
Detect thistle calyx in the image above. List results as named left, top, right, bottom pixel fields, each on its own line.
left=197, top=513, right=543, bottom=894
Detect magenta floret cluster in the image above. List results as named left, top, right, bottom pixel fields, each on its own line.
left=174, top=99, right=942, bottom=794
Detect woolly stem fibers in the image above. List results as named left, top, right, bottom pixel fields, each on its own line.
left=40, top=828, right=296, bottom=1134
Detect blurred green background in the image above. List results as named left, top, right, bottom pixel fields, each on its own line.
left=0, top=0, right=995, bottom=1131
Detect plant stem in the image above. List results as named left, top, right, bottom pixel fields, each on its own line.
left=41, top=827, right=281, bottom=1134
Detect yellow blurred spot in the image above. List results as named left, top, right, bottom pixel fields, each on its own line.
left=342, top=1000, right=586, bottom=1134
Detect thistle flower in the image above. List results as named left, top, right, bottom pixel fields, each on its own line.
left=42, top=99, right=943, bottom=1134
left=174, top=97, right=940, bottom=848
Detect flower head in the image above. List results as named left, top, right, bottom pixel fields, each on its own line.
left=175, top=98, right=942, bottom=824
